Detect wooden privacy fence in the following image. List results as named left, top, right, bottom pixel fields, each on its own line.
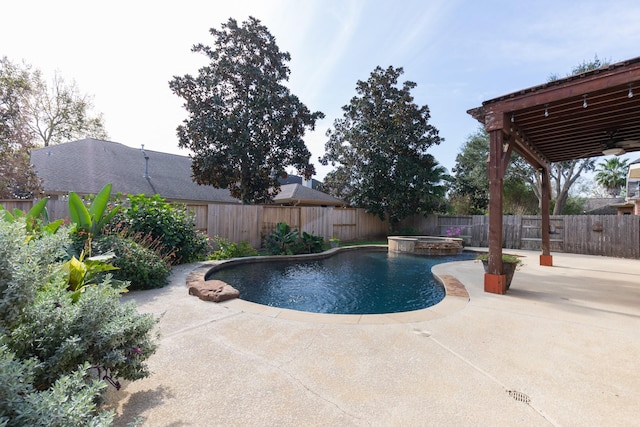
left=1, top=199, right=69, bottom=219
left=5, top=198, right=639, bottom=257
left=398, top=214, right=640, bottom=259
left=203, top=205, right=389, bottom=248
left=1, top=200, right=389, bottom=249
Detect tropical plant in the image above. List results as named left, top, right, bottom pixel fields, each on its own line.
left=594, top=157, right=629, bottom=196
left=263, top=223, right=326, bottom=255
left=297, top=231, right=324, bottom=254
left=0, top=198, right=63, bottom=239
left=169, top=17, right=323, bottom=204
left=264, top=222, right=299, bottom=255
left=68, top=183, right=119, bottom=256
left=59, top=251, right=122, bottom=303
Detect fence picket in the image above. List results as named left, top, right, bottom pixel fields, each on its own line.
left=3, top=199, right=639, bottom=257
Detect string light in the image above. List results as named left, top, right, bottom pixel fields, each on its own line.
left=511, top=113, right=514, bottom=122
left=544, top=104, right=549, bottom=117
left=583, top=94, right=588, bottom=108
left=628, top=84, right=633, bottom=98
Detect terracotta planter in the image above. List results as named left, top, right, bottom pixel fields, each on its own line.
left=481, top=259, right=518, bottom=290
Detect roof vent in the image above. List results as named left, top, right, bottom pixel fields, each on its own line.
left=141, top=144, right=150, bottom=179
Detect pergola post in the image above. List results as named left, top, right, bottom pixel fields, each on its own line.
left=485, top=129, right=507, bottom=294
left=539, top=167, right=553, bottom=266
left=469, top=56, right=640, bottom=287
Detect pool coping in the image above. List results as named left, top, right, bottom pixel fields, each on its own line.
left=185, top=245, right=471, bottom=325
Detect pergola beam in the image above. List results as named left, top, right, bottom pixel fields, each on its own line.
left=481, top=62, right=640, bottom=119
left=469, top=57, right=640, bottom=294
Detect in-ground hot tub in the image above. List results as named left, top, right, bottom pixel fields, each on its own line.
left=388, top=236, right=464, bottom=256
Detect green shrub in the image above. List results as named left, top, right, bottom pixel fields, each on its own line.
left=263, top=222, right=325, bottom=255
left=9, top=276, right=158, bottom=388
left=209, top=236, right=258, bottom=260
left=296, top=231, right=324, bottom=254
left=0, top=222, right=70, bottom=334
left=264, top=222, right=299, bottom=255
left=93, top=235, right=172, bottom=290
left=0, top=219, right=158, bottom=425
left=109, top=194, right=211, bottom=264
left=0, top=346, right=113, bottom=426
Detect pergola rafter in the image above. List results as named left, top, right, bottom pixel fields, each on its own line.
left=468, top=56, right=640, bottom=294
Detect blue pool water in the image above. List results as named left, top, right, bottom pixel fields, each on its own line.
left=210, top=249, right=475, bottom=315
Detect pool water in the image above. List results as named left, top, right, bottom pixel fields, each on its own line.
left=210, top=249, right=475, bottom=315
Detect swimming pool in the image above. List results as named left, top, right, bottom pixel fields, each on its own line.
left=208, top=248, right=475, bottom=315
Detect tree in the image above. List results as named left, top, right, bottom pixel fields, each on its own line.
left=510, top=158, right=596, bottom=214
left=510, top=55, right=608, bottom=214
left=169, top=17, right=323, bottom=204
left=319, top=66, right=448, bottom=223
left=548, top=159, right=595, bottom=213
left=27, top=71, right=108, bottom=146
left=449, top=129, right=490, bottom=214
left=0, top=57, right=41, bottom=198
left=1, top=57, right=107, bottom=198
left=594, top=157, right=629, bottom=196
left=450, top=128, right=538, bottom=215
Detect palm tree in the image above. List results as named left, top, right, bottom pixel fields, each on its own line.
left=594, top=157, right=629, bottom=196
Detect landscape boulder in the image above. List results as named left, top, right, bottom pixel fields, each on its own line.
left=188, top=279, right=240, bottom=302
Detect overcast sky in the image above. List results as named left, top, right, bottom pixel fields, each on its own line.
left=3, top=0, right=640, bottom=180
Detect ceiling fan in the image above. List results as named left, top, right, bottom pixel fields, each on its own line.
left=601, top=130, right=640, bottom=156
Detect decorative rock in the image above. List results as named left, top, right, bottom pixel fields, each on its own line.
left=188, top=279, right=240, bottom=302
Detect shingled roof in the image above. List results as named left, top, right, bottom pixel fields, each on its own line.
left=272, top=183, right=346, bottom=206
left=31, top=139, right=240, bottom=204
left=30, top=138, right=346, bottom=206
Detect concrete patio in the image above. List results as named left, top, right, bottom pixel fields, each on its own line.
left=106, top=249, right=640, bottom=426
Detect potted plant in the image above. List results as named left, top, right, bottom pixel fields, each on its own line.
left=476, top=253, right=523, bottom=290
left=329, top=237, right=340, bottom=248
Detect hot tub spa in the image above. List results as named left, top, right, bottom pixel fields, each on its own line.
left=387, top=236, right=464, bottom=256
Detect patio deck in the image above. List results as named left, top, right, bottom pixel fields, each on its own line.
left=106, top=249, right=640, bottom=426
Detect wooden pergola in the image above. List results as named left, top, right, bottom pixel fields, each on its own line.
left=468, top=56, right=640, bottom=294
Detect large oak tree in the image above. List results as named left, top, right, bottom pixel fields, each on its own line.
left=169, top=17, right=323, bottom=204
left=319, top=66, right=448, bottom=223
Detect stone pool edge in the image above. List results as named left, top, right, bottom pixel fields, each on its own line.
left=185, top=245, right=471, bottom=325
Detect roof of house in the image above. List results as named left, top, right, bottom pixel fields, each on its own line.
left=277, top=174, right=322, bottom=190
left=583, top=197, right=626, bottom=215
left=272, top=183, right=346, bottom=206
left=31, top=138, right=240, bottom=204
left=30, top=138, right=345, bottom=206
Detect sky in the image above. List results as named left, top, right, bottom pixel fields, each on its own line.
left=3, top=0, right=640, bottom=181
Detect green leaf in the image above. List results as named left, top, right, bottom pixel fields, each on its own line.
left=0, top=205, right=15, bottom=222
left=88, top=183, right=112, bottom=229
left=26, top=198, right=48, bottom=221
left=43, top=219, right=64, bottom=234
left=68, top=192, right=92, bottom=232
left=62, top=256, right=88, bottom=292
